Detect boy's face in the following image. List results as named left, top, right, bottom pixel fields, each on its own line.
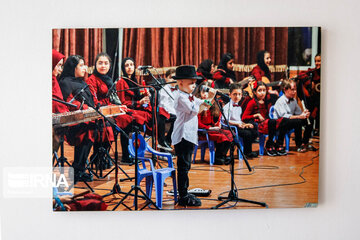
left=178, top=79, right=196, bottom=94
left=230, top=88, right=242, bottom=103
left=284, top=82, right=297, bottom=99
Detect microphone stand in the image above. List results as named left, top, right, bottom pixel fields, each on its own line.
left=142, top=68, right=176, bottom=167
left=211, top=95, right=267, bottom=209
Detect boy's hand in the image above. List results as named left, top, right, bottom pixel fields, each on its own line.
left=208, top=88, right=216, bottom=99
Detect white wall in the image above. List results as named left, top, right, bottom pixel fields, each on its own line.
left=0, top=0, right=359, bottom=239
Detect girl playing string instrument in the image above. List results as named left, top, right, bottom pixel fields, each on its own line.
left=213, top=53, right=236, bottom=89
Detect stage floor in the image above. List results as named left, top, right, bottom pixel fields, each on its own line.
left=59, top=135, right=319, bottom=211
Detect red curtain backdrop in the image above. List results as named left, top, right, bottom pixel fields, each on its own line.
left=52, top=29, right=103, bottom=68
left=122, top=27, right=288, bottom=81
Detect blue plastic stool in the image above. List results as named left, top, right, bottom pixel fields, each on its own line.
left=258, top=133, right=269, bottom=156
left=193, top=129, right=215, bottom=165
left=269, top=106, right=294, bottom=152
left=128, top=134, right=177, bottom=209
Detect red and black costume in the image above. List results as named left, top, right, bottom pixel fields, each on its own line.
left=52, top=50, right=67, bottom=154
left=86, top=73, right=135, bottom=129
left=242, top=97, right=287, bottom=149
left=52, top=50, right=68, bottom=114
left=250, top=51, right=279, bottom=105
left=296, top=67, right=321, bottom=132
left=196, top=59, right=215, bottom=87
left=213, top=53, right=236, bottom=89
left=58, top=55, right=105, bottom=180
left=251, top=65, right=267, bottom=82
left=198, top=109, right=233, bottom=164
left=116, top=57, right=170, bottom=162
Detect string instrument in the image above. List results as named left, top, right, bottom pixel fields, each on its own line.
left=52, top=105, right=126, bottom=128
left=291, top=68, right=321, bottom=96
left=314, top=82, right=320, bottom=93
left=243, top=76, right=282, bottom=98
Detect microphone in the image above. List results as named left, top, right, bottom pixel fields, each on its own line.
left=137, top=65, right=153, bottom=70
left=200, top=85, right=210, bottom=93
left=200, top=85, right=230, bottom=102
left=68, top=85, right=89, bottom=103
left=215, top=90, right=230, bottom=102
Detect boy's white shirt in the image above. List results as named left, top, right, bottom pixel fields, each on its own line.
left=171, top=90, right=204, bottom=146
left=158, top=84, right=176, bottom=115
left=221, top=99, right=243, bottom=126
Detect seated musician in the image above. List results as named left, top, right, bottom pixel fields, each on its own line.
left=59, top=55, right=107, bottom=183
left=242, top=81, right=288, bottom=156
left=194, top=81, right=232, bottom=165
left=52, top=49, right=67, bottom=153
left=86, top=52, right=139, bottom=168
left=213, top=53, right=236, bottom=89
left=273, top=79, right=314, bottom=153
left=116, top=57, right=170, bottom=163
left=157, top=69, right=177, bottom=151
left=296, top=53, right=321, bottom=136
left=251, top=50, right=280, bottom=104
left=196, top=59, right=215, bottom=86
left=52, top=49, right=67, bottom=114
left=221, top=83, right=258, bottom=159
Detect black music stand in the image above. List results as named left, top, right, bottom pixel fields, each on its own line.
left=211, top=95, right=267, bottom=209
left=86, top=119, right=132, bottom=182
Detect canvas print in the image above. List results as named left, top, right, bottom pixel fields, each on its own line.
left=52, top=27, right=320, bottom=211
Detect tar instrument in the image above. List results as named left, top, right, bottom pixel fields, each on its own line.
left=243, top=76, right=282, bottom=98
left=52, top=105, right=126, bottom=128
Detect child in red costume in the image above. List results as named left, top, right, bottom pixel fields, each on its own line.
left=242, top=81, right=287, bottom=156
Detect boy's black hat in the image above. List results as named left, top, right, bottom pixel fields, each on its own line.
left=172, top=65, right=203, bottom=80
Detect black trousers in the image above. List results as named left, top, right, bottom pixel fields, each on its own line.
left=266, top=119, right=289, bottom=148
left=174, top=139, right=194, bottom=198
left=278, top=118, right=312, bottom=147
left=236, top=127, right=258, bottom=155
left=158, top=113, right=176, bottom=145
left=73, top=139, right=93, bottom=173
left=215, top=141, right=231, bottom=158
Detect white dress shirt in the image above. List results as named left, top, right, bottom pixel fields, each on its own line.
left=171, top=90, right=204, bottom=146
left=221, top=99, right=243, bottom=126
left=273, top=95, right=302, bottom=119
left=158, top=84, right=176, bottom=115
